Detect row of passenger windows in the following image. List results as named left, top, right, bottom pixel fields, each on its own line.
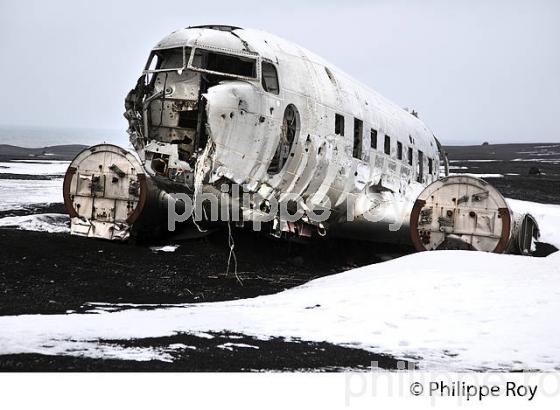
left=260, top=64, right=433, bottom=181
left=335, top=113, right=435, bottom=182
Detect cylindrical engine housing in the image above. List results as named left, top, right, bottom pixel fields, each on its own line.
left=410, top=175, right=539, bottom=254
left=63, top=144, right=149, bottom=240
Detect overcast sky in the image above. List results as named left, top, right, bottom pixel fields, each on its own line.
left=0, top=0, right=558, bottom=145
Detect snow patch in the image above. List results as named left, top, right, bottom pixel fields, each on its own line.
left=150, top=245, right=180, bottom=253
left=449, top=160, right=500, bottom=163
left=506, top=198, right=560, bottom=249
left=449, top=173, right=504, bottom=178
left=0, top=178, right=63, bottom=211
left=217, top=343, right=260, bottom=351
left=0, top=161, right=69, bottom=175
left=512, top=158, right=560, bottom=163
left=12, top=160, right=72, bottom=163
left=534, top=145, right=560, bottom=149
left=168, top=343, right=197, bottom=351
left=0, top=213, right=69, bottom=233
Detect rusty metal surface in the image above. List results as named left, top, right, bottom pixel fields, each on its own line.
left=409, top=199, right=427, bottom=252
left=62, top=166, right=78, bottom=218
left=494, top=207, right=512, bottom=254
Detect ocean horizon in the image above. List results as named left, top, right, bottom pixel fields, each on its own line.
left=0, top=125, right=130, bottom=149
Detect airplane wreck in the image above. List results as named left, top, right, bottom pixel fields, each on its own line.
left=63, top=25, right=539, bottom=254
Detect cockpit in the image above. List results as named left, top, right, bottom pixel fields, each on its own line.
left=144, top=46, right=258, bottom=80
left=124, top=38, right=281, bottom=191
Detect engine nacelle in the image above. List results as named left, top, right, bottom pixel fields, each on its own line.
left=410, top=175, right=539, bottom=254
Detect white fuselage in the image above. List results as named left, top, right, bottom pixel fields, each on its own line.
left=125, top=26, right=444, bottom=243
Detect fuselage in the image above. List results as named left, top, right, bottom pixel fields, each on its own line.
left=62, top=25, right=539, bottom=254
left=124, top=25, right=445, bottom=242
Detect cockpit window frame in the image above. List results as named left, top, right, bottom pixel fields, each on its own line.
left=187, top=46, right=261, bottom=82
left=143, top=46, right=190, bottom=74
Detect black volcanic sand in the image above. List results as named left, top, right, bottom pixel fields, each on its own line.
left=0, top=227, right=394, bottom=317
left=0, top=223, right=405, bottom=371
left=444, top=143, right=560, bottom=204
left=1, top=142, right=559, bottom=371
left=444, top=143, right=560, bottom=162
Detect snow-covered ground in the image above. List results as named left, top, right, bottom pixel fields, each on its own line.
left=150, top=245, right=181, bottom=253
left=512, top=158, right=560, bottom=164
left=448, top=160, right=501, bottom=163
left=0, top=250, right=558, bottom=370
left=0, top=213, right=69, bottom=233
left=0, top=160, right=67, bottom=211
left=0, top=160, right=69, bottom=175
left=449, top=172, right=504, bottom=178
left=507, top=198, right=560, bottom=249
left=0, top=178, right=64, bottom=211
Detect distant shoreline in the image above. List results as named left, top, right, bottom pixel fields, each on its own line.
left=0, top=124, right=128, bottom=149
left=0, top=144, right=88, bottom=162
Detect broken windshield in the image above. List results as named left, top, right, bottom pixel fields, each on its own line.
left=144, top=47, right=191, bottom=73
left=191, top=48, right=257, bottom=79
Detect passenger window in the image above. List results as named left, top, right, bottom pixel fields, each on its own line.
left=428, top=158, right=433, bottom=174
left=353, top=118, right=363, bottom=159
left=370, top=129, right=377, bottom=149
left=397, top=141, right=403, bottom=160
left=408, top=147, right=413, bottom=166
left=384, top=135, right=391, bottom=155
left=262, top=62, right=280, bottom=95
left=417, top=150, right=424, bottom=183
left=335, top=114, right=345, bottom=136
